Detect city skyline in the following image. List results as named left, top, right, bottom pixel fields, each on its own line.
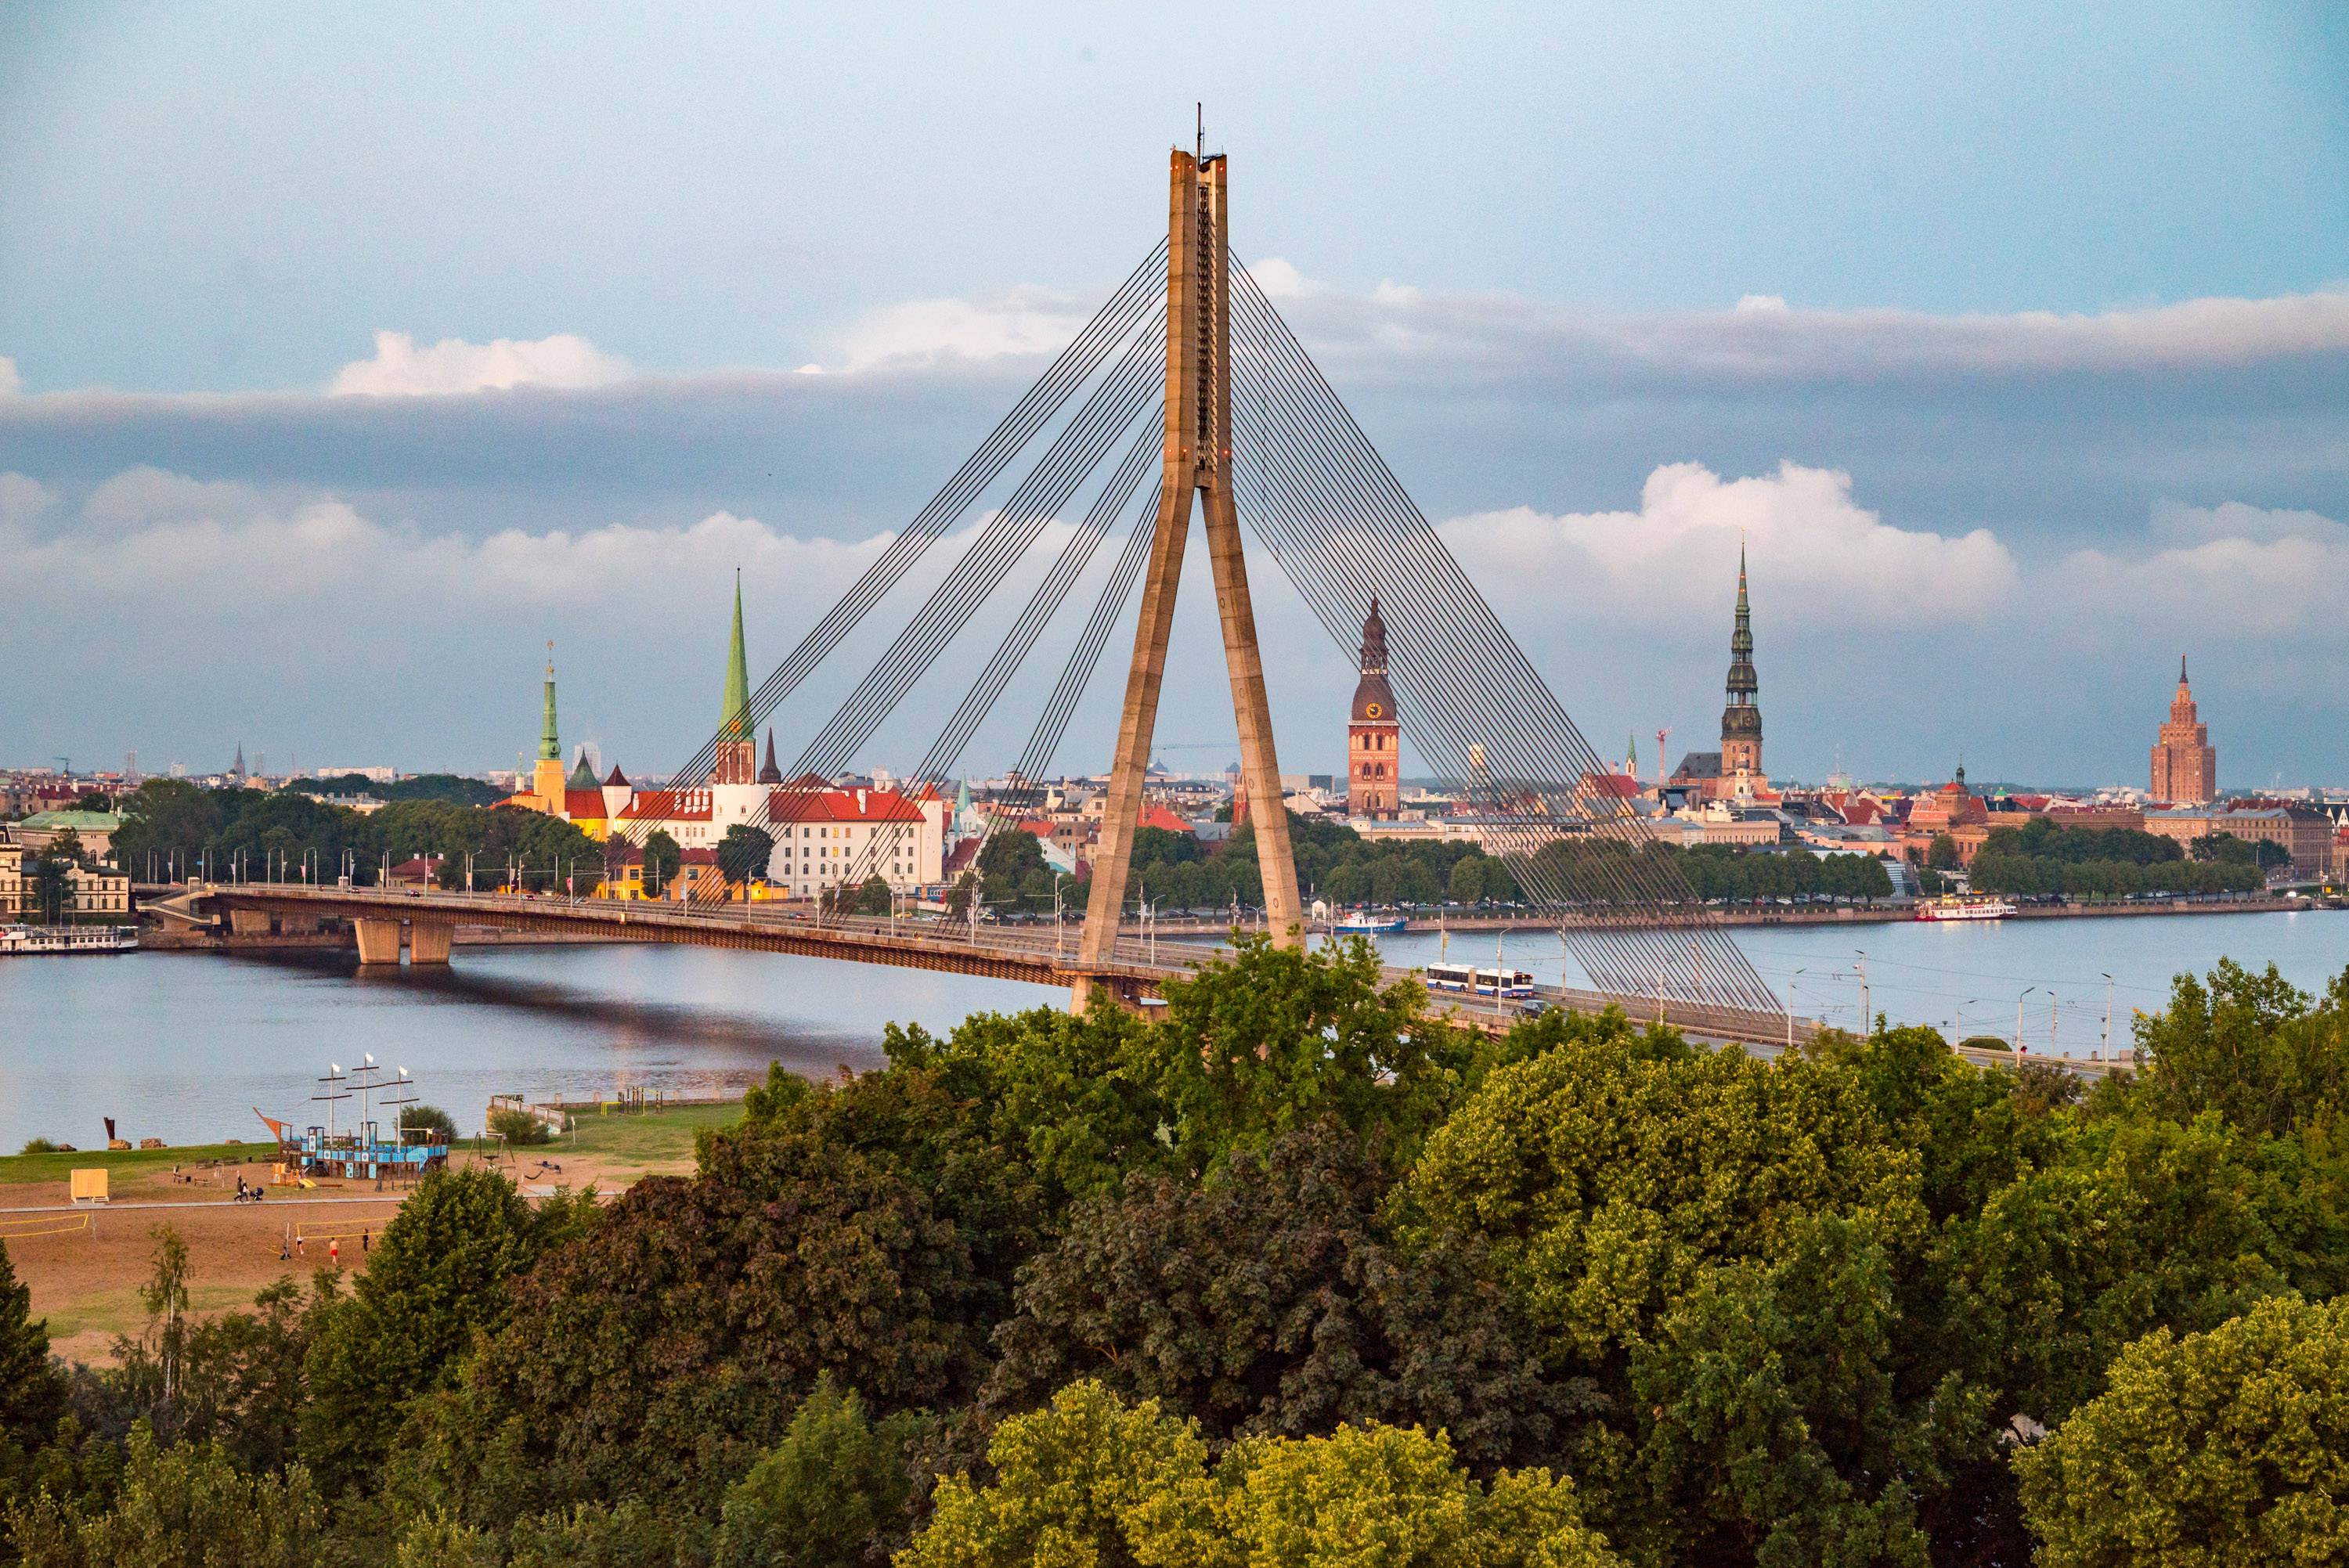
left=4, top=7, right=2346, bottom=784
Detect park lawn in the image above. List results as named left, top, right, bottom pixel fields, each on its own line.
left=564, top=1101, right=743, bottom=1172
left=42, top=1283, right=255, bottom=1343
left=0, top=1142, right=267, bottom=1186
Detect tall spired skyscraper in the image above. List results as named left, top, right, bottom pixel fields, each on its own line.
left=1719, top=544, right=1763, bottom=784
left=1347, top=597, right=1400, bottom=820
left=2150, top=657, right=2217, bottom=804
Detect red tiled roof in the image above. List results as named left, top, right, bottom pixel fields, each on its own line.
left=768, top=788, right=926, bottom=825
left=604, top=764, right=630, bottom=787
left=1579, top=773, right=1644, bottom=798
left=1013, top=818, right=1055, bottom=836
left=1139, top=805, right=1192, bottom=834
left=564, top=789, right=606, bottom=818
left=617, top=790, right=713, bottom=824
left=678, top=848, right=720, bottom=865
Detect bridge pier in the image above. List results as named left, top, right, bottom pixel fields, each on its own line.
left=408, top=923, right=453, bottom=966
left=229, top=907, right=272, bottom=936
left=354, top=918, right=403, bottom=965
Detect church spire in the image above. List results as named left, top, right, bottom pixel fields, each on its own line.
left=1719, top=542, right=1763, bottom=777
left=539, top=643, right=561, bottom=762
left=757, top=726, right=782, bottom=785
left=722, top=569, right=750, bottom=741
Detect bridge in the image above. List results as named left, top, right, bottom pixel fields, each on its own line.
left=154, top=880, right=1809, bottom=1049
left=153, top=140, right=1795, bottom=1037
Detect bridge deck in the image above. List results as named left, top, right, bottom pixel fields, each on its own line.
left=159, top=883, right=1803, bottom=1047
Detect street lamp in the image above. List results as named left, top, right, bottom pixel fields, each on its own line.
left=2017, top=986, right=2035, bottom=1057
left=1855, top=950, right=1870, bottom=1042
left=1788, top=968, right=1806, bottom=1050
left=2102, top=973, right=2114, bottom=1058
left=1053, top=872, right=1067, bottom=958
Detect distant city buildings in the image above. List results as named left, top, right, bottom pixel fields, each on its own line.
left=500, top=581, right=947, bottom=898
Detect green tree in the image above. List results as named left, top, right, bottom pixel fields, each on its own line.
left=110, top=779, right=225, bottom=881
left=1139, top=934, right=1478, bottom=1173
left=944, top=869, right=979, bottom=920
left=640, top=829, right=684, bottom=896
left=853, top=874, right=891, bottom=916
left=302, top=1168, right=584, bottom=1493
left=399, top=1104, right=457, bottom=1141
left=1927, top=832, right=1961, bottom=870
left=2015, top=1295, right=2349, bottom=1567
left=6, top=1423, right=327, bottom=1568
left=904, top=1381, right=1621, bottom=1568
left=2134, top=961, right=2349, bottom=1138
left=977, top=828, right=1047, bottom=886
left=1623, top=1213, right=1985, bottom=1567
left=987, top=1124, right=1564, bottom=1473
left=1408, top=1027, right=1920, bottom=1372
left=0, top=1242, right=62, bottom=1449
left=718, top=824, right=777, bottom=894
left=713, top=1375, right=922, bottom=1568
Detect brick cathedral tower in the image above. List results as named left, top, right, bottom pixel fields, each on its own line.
left=1347, top=597, right=1400, bottom=820
left=2151, top=657, right=2217, bottom=804
left=1719, top=544, right=1764, bottom=787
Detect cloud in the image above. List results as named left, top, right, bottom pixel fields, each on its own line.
left=1245, top=261, right=2349, bottom=385
left=1440, top=461, right=2020, bottom=628
left=0, top=471, right=56, bottom=528
left=821, top=288, right=1096, bottom=373
left=0, top=355, right=20, bottom=396
left=330, top=330, right=633, bottom=395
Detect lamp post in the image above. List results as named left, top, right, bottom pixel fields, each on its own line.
left=2017, top=986, right=2035, bottom=1057
left=1855, top=950, right=1870, bottom=1042
left=2102, top=973, right=2114, bottom=1058
left=1053, top=872, right=1067, bottom=958
left=1788, top=968, right=1806, bottom=1049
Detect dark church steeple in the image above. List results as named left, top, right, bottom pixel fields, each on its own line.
left=1719, top=544, right=1763, bottom=778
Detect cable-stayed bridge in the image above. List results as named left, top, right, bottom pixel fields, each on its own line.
left=208, top=143, right=1788, bottom=1030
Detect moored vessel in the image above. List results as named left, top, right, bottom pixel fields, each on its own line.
left=1914, top=896, right=2019, bottom=922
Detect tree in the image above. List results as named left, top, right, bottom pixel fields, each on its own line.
left=718, top=824, right=777, bottom=895
left=904, top=1381, right=1622, bottom=1568
left=1408, top=1028, right=1919, bottom=1372
left=640, top=829, right=684, bottom=897
left=0, top=1242, right=62, bottom=1449
left=713, top=1375, right=922, bottom=1568
left=410, top=1069, right=1041, bottom=1523
left=6, top=1424, right=327, bottom=1568
left=2134, top=961, right=2349, bottom=1138
left=110, top=779, right=224, bottom=881
left=399, top=1104, right=457, bottom=1141
left=1927, top=833, right=1961, bottom=870
left=944, top=870, right=979, bottom=921
left=977, top=828, right=1046, bottom=886
left=1139, top=934, right=1478, bottom=1173
left=853, top=874, right=891, bottom=916
left=2014, top=1295, right=2349, bottom=1567
left=302, top=1168, right=585, bottom=1493
left=1623, top=1213, right=1986, bottom=1567
left=986, top=1124, right=1568, bottom=1473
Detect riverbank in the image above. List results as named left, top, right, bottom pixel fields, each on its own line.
left=0, top=1102, right=738, bottom=1364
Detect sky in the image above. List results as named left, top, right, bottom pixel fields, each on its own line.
left=2, top=2, right=2346, bottom=788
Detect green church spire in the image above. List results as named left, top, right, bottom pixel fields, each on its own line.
left=538, top=643, right=561, bottom=761
left=722, top=570, right=750, bottom=741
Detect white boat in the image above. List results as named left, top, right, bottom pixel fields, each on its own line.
left=0, top=925, right=140, bottom=954
left=1913, top=896, right=2018, bottom=922
left=1333, top=910, right=1408, bottom=935
left=1425, top=962, right=1536, bottom=997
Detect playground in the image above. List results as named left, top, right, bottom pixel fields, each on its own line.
left=0, top=1099, right=743, bottom=1364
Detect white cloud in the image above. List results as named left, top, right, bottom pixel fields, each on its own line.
left=2149, top=498, right=2349, bottom=548
left=0, top=355, right=20, bottom=396
left=330, top=330, right=632, bottom=396
left=821, top=288, right=1095, bottom=373
left=1440, top=461, right=2020, bottom=628
left=1257, top=276, right=2349, bottom=383
left=0, top=471, right=55, bottom=530
left=2051, top=517, right=2349, bottom=642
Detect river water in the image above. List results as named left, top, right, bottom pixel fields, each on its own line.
left=5, top=911, right=2346, bottom=1152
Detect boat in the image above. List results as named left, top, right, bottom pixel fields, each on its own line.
left=1333, top=909, right=1408, bottom=935
left=1914, top=896, right=2019, bottom=922
left=0, top=925, right=139, bottom=955
left=1425, top=962, right=1537, bottom=997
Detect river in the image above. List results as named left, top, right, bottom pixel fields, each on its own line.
left=5, top=910, right=2346, bottom=1152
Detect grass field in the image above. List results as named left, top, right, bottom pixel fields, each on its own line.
left=561, top=1101, right=742, bottom=1173
left=0, top=1142, right=269, bottom=1186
